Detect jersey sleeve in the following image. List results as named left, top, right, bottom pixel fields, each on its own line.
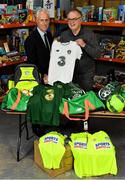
left=50, top=40, right=57, bottom=56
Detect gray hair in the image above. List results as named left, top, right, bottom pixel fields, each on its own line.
left=35, top=8, right=50, bottom=18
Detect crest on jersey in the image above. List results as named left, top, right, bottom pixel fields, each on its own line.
left=45, top=89, right=54, bottom=101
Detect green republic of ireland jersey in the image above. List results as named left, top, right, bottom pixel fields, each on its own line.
left=27, top=81, right=71, bottom=126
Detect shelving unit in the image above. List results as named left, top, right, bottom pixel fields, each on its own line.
left=0, top=22, right=36, bottom=29
left=1, top=20, right=125, bottom=29
left=0, top=56, right=27, bottom=68
left=0, top=18, right=125, bottom=102
left=51, top=19, right=125, bottom=65
left=51, top=19, right=125, bottom=28
left=0, top=20, right=125, bottom=65
left=96, top=57, right=125, bottom=64
left=0, top=21, right=35, bottom=102
left=0, top=20, right=124, bottom=67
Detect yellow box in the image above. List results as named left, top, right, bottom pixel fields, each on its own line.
left=34, top=140, right=73, bottom=177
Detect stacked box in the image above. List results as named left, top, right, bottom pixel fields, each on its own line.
left=74, top=0, right=89, bottom=7
left=118, top=5, right=125, bottom=22
left=103, top=8, right=118, bottom=22
left=34, top=140, right=73, bottom=177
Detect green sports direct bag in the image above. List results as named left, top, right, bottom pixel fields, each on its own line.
left=1, top=88, right=30, bottom=111
left=59, top=91, right=105, bottom=121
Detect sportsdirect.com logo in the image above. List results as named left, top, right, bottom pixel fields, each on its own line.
left=95, top=142, right=111, bottom=149
left=74, top=142, right=87, bottom=149
left=44, top=136, right=58, bottom=144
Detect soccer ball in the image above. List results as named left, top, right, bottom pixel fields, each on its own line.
left=106, top=94, right=125, bottom=113
left=98, top=83, right=116, bottom=101
left=98, top=87, right=112, bottom=100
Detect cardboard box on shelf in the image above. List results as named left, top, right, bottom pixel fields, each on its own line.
left=34, top=140, right=73, bottom=177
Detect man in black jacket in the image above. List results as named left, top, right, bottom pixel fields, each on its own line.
left=60, top=8, right=101, bottom=91
left=24, top=8, right=53, bottom=82
left=24, top=8, right=53, bottom=136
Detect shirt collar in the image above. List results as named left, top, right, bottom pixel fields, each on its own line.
left=69, top=27, right=82, bottom=37
left=37, top=27, right=45, bottom=38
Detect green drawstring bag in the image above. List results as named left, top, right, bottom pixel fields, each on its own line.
left=59, top=91, right=105, bottom=121
left=1, top=88, right=30, bottom=112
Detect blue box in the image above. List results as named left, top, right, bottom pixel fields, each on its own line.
left=118, top=5, right=125, bottom=22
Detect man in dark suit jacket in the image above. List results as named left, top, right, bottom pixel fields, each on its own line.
left=24, top=8, right=53, bottom=136
left=24, top=8, right=53, bottom=82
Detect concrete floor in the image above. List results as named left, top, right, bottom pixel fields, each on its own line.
left=1, top=110, right=125, bottom=179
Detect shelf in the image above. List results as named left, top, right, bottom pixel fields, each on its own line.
left=101, top=22, right=125, bottom=28
left=0, top=22, right=36, bottom=29
left=0, top=20, right=125, bottom=29
left=0, top=56, right=27, bottom=68
left=51, top=20, right=125, bottom=28
left=96, top=58, right=125, bottom=64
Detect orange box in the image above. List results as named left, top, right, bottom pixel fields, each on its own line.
left=34, top=140, right=73, bottom=177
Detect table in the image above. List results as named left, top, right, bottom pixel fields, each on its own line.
left=2, top=110, right=125, bottom=161
left=69, top=110, right=125, bottom=131
left=3, top=111, right=30, bottom=162
left=72, top=111, right=125, bottom=119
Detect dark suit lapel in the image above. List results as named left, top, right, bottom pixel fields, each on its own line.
left=35, top=29, right=47, bottom=49
left=46, top=32, right=53, bottom=47
left=34, top=29, right=51, bottom=53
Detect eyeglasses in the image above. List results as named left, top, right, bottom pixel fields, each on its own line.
left=67, top=17, right=82, bottom=22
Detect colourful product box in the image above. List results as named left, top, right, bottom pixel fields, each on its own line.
left=118, top=5, right=125, bottom=22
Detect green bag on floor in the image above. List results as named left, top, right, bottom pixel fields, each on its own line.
left=59, top=91, right=105, bottom=121
left=1, top=88, right=30, bottom=111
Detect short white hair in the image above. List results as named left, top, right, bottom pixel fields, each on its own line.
left=35, top=8, right=50, bottom=18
